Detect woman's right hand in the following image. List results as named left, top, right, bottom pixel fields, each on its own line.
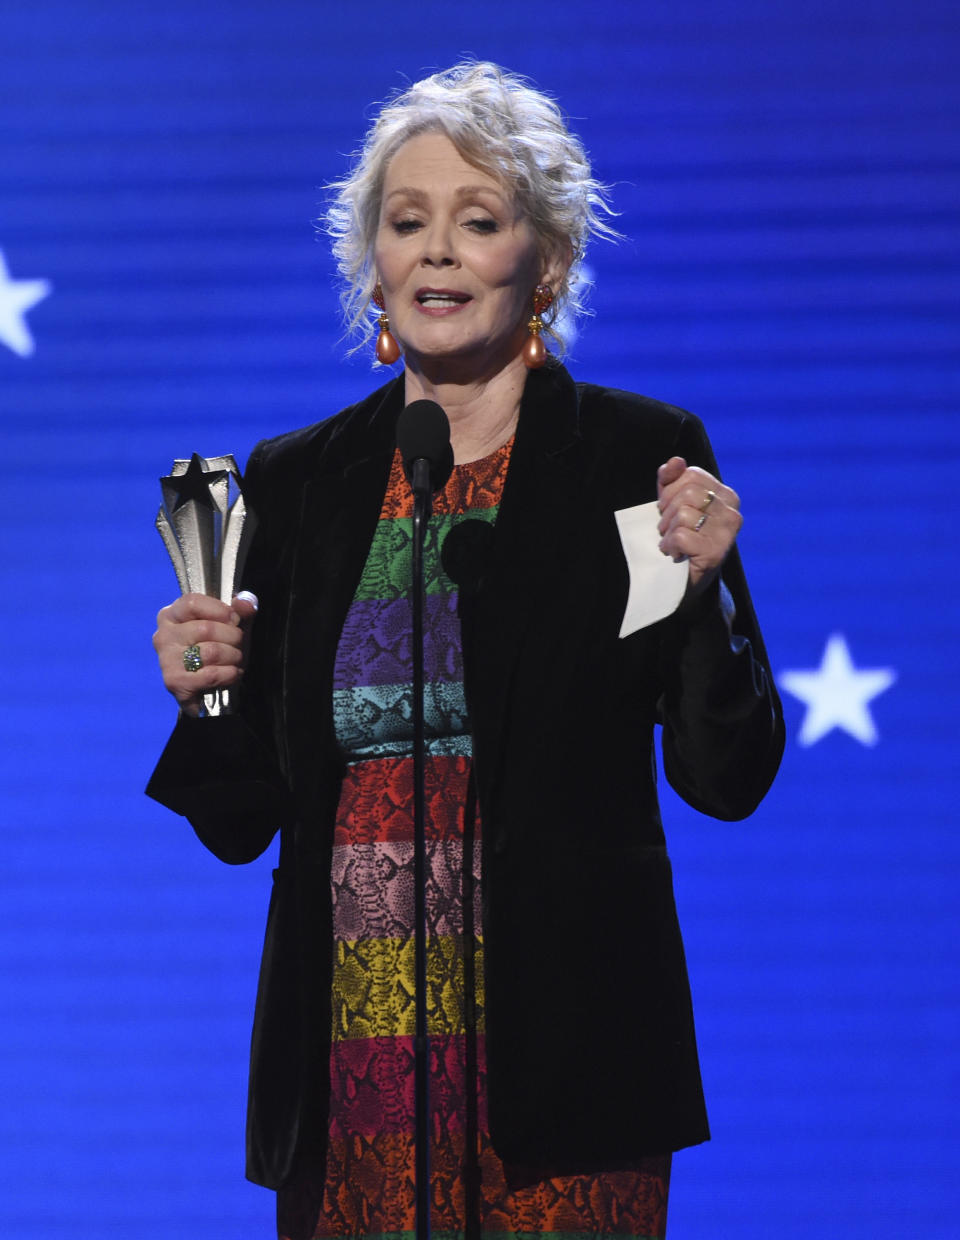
left=153, top=591, right=258, bottom=717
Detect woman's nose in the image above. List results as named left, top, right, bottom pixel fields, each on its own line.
left=419, top=221, right=458, bottom=267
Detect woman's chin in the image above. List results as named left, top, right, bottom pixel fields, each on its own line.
left=403, top=336, right=525, bottom=380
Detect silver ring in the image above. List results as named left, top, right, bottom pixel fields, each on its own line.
left=183, top=644, right=203, bottom=673
left=694, top=513, right=708, bottom=532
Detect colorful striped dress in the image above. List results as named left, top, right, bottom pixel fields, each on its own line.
left=296, top=438, right=670, bottom=1240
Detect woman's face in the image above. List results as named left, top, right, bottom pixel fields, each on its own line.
left=374, top=132, right=554, bottom=377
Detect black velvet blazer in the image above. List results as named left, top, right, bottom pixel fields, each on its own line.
left=147, top=362, right=784, bottom=1190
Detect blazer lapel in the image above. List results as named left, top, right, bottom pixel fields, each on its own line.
left=465, top=365, right=589, bottom=828
left=281, top=378, right=404, bottom=816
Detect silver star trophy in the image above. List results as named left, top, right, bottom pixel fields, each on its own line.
left=156, top=453, right=257, bottom=716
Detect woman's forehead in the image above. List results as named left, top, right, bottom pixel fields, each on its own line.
left=384, top=133, right=500, bottom=185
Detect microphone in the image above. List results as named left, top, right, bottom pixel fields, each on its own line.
left=395, top=399, right=453, bottom=1235
left=396, top=400, right=454, bottom=495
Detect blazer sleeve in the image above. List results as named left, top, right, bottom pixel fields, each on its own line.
left=656, top=413, right=785, bottom=820
left=145, top=439, right=296, bottom=864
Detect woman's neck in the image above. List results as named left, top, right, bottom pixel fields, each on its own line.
left=402, top=353, right=527, bottom=464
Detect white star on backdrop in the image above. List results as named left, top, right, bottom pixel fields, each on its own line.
left=0, top=249, right=52, bottom=358
left=780, top=633, right=896, bottom=747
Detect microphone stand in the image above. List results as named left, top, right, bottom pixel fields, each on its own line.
left=410, top=455, right=432, bottom=1240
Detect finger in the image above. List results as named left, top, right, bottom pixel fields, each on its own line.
left=159, top=639, right=245, bottom=679
left=660, top=500, right=742, bottom=539
left=660, top=506, right=742, bottom=558
left=233, top=590, right=259, bottom=612
left=661, top=479, right=737, bottom=520
left=658, top=500, right=716, bottom=537
left=231, top=591, right=259, bottom=629
left=181, top=640, right=246, bottom=671
left=657, top=456, right=687, bottom=501
left=683, top=500, right=739, bottom=534
left=658, top=486, right=740, bottom=535
left=159, top=640, right=246, bottom=695
left=154, top=614, right=248, bottom=656
left=659, top=466, right=738, bottom=517
left=659, top=511, right=699, bottom=557
left=661, top=523, right=719, bottom=561
left=168, top=592, right=237, bottom=623
left=660, top=517, right=710, bottom=560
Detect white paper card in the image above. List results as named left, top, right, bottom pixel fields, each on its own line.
left=614, top=502, right=689, bottom=637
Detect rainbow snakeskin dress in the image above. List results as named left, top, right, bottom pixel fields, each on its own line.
left=305, top=439, right=670, bottom=1240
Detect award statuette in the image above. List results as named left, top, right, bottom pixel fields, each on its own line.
left=156, top=453, right=257, bottom=716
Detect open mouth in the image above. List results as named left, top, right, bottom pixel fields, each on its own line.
left=416, top=290, right=471, bottom=307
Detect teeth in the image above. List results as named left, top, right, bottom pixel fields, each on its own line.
left=420, top=294, right=464, bottom=305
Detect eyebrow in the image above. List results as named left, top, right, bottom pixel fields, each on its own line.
left=383, top=184, right=508, bottom=206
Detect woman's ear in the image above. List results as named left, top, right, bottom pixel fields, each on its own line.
left=540, top=241, right=574, bottom=297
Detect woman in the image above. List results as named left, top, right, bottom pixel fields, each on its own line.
left=149, top=62, right=784, bottom=1240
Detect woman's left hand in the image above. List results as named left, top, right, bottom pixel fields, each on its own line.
left=657, top=456, right=742, bottom=594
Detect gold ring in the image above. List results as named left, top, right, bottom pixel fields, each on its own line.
left=183, top=644, right=203, bottom=673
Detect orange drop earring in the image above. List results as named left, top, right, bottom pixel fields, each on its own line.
left=371, top=283, right=401, bottom=365
left=523, top=284, right=554, bottom=369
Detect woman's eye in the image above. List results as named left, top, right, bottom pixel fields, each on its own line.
left=392, top=219, right=422, bottom=234
left=465, top=217, right=498, bottom=234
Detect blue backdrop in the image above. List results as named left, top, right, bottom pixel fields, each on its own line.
left=1, top=2, right=957, bottom=1236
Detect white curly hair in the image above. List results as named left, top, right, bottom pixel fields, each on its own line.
left=324, top=61, right=619, bottom=357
